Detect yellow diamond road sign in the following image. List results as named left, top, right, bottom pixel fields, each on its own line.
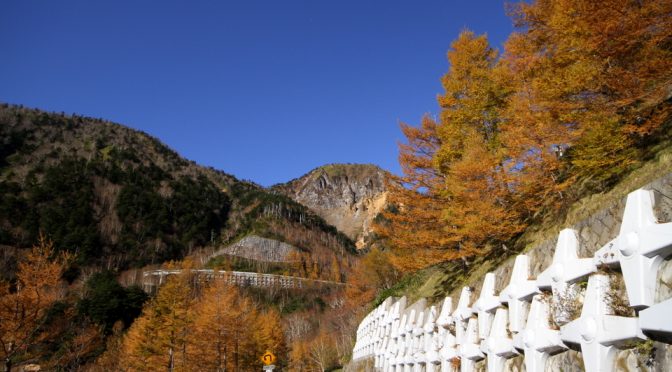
left=261, top=351, right=276, bottom=366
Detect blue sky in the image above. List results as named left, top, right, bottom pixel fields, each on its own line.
left=1, top=1, right=513, bottom=186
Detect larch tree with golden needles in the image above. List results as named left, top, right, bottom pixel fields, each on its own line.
left=187, top=281, right=260, bottom=371
left=122, top=271, right=194, bottom=371
left=435, top=31, right=522, bottom=254
left=375, top=116, right=456, bottom=272
left=0, top=235, right=70, bottom=372
left=255, top=309, right=288, bottom=368
left=377, top=31, right=520, bottom=271
left=345, top=247, right=399, bottom=306
left=502, top=0, right=672, bottom=199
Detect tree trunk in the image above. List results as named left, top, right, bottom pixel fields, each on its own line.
left=168, top=347, right=174, bottom=372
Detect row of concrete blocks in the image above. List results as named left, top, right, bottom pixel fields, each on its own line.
left=352, top=188, right=672, bottom=371
left=143, top=269, right=305, bottom=289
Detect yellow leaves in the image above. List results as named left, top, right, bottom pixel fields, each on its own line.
left=255, top=309, right=287, bottom=361
left=345, top=248, right=400, bottom=306
left=118, top=276, right=287, bottom=371
left=378, top=30, right=517, bottom=272
left=0, top=234, right=69, bottom=369
left=570, top=116, right=639, bottom=186
left=122, top=271, right=195, bottom=371
left=383, top=0, right=672, bottom=273
left=501, top=0, right=671, bottom=195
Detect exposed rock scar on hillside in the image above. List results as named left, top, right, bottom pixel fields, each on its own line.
left=275, top=164, right=388, bottom=249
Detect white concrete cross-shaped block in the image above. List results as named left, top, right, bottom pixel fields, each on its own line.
left=472, top=273, right=501, bottom=340
left=457, top=317, right=484, bottom=372
left=560, top=274, right=646, bottom=372
left=639, top=297, right=672, bottom=340
left=436, top=297, right=454, bottom=330
left=376, top=335, right=390, bottom=370
left=434, top=298, right=458, bottom=372
left=403, top=309, right=419, bottom=371
left=452, top=287, right=474, bottom=322
left=537, top=228, right=595, bottom=324
left=385, top=324, right=398, bottom=372
left=375, top=297, right=392, bottom=331
left=387, top=297, right=407, bottom=332
left=513, top=294, right=566, bottom=372
left=537, top=228, right=595, bottom=293
left=374, top=298, right=395, bottom=366
left=480, top=308, right=519, bottom=372
left=500, top=255, right=539, bottom=333
left=386, top=298, right=407, bottom=370
left=452, top=287, right=474, bottom=348
left=375, top=329, right=388, bottom=367
left=412, top=309, right=426, bottom=367
left=594, top=189, right=672, bottom=308
left=361, top=315, right=372, bottom=358
left=393, top=312, right=409, bottom=369
left=423, top=306, right=441, bottom=372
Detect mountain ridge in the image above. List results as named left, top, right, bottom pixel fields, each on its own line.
left=0, top=103, right=356, bottom=278
left=273, top=163, right=388, bottom=249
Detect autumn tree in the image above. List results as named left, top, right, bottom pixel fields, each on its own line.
left=377, top=31, right=520, bottom=271
left=345, top=248, right=399, bottom=306
left=289, top=340, right=311, bottom=371
left=90, top=321, right=125, bottom=372
left=375, top=117, right=457, bottom=271
left=187, top=282, right=261, bottom=371
left=435, top=31, right=522, bottom=254
left=379, top=0, right=672, bottom=273
left=255, top=309, right=288, bottom=369
left=502, top=0, right=672, bottom=196
left=121, top=271, right=194, bottom=371
left=307, top=329, right=339, bottom=372
left=0, top=235, right=70, bottom=372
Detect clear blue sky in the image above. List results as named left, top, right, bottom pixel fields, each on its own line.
left=1, top=1, right=513, bottom=186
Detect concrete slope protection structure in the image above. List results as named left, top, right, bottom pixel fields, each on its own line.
left=353, top=187, right=672, bottom=371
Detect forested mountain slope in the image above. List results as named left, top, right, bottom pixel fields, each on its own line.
left=0, top=103, right=355, bottom=279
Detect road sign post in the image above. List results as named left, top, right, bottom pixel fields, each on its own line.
left=261, top=351, right=276, bottom=371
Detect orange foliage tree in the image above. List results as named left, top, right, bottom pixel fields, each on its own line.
left=375, top=116, right=459, bottom=271
left=121, top=271, right=194, bottom=371
left=345, top=248, right=400, bottom=307
left=116, top=271, right=288, bottom=371
left=187, top=281, right=287, bottom=371
left=435, top=31, right=523, bottom=254
left=503, top=0, right=672, bottom=192
left=0, top=235, right=70, bottom=372
left=377, top=31, right=521, bottom=271
left=378, top=0, right=672, bottom=273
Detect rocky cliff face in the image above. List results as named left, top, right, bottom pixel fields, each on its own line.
left=212, top=235, right=300, bottom=262
left=274, top=164, right=388, bottom=249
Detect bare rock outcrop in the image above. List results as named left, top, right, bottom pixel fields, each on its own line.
left=274, top=164, right=388, bottom=249
left=211, top=235, right=300, bottom=262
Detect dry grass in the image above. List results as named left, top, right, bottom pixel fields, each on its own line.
left=521, top=143, right=672, bottom=251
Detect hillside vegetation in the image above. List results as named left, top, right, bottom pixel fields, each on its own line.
left=346, top=3, right=672, bottom=363
left=0, top=104, right=363, bottom=371
left=0, top=104, right=355, bottom=279
left=375, top=0, right=672, bottom=274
